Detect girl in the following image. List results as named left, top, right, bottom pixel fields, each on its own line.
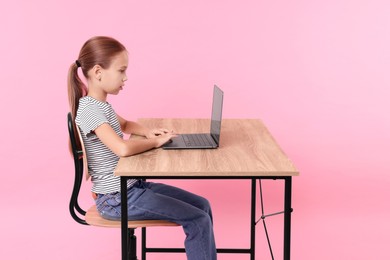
left=67, top=36, right=217, bottom=260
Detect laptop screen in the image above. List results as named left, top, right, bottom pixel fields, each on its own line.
left=210, top=85, right=224, bottom=145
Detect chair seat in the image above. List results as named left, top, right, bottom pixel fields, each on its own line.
left=85, top=205, right=180, bottom=228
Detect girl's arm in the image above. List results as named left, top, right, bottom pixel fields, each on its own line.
left=94, top=123, right=174, bottom=157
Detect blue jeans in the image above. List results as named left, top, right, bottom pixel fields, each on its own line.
left=96, top=180, right=217, bottom=260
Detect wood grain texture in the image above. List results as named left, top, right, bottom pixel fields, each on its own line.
left=115, top=119, right=299, bottom=177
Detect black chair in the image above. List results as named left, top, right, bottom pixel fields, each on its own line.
left=67, top=112, right=179, bottom=260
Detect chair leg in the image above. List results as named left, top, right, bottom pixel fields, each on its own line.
left=128, top=228, right=137, bottom=260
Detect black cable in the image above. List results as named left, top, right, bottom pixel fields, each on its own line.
left=259, top=179, right=275, bottom=260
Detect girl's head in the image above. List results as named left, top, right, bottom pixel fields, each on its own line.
left=67, top=36, right=127, bottom=118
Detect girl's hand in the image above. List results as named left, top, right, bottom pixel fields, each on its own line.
left=154, top=133, right=177, bottom=148
left=146, top=128, right=174, bottom=139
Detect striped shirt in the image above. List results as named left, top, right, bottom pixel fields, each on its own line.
left=75, top=96, right=137, bottom=194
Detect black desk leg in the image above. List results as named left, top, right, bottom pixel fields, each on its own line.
left=284, top=176, right=292, bottom=260
left=121, top=177, right=128, bottom=260
left=250, top=179, right=256, bottom=260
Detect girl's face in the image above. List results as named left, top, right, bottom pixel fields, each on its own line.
left=101, top=51, right=128, bottom=95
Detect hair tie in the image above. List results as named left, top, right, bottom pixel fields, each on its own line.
left=75, top=60, right=81, bottom=68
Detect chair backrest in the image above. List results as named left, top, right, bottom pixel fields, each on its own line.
left=67, top=112, right=88, bottom=225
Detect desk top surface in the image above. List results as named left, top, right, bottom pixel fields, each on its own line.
left=115, top=118, right=299, bottom=177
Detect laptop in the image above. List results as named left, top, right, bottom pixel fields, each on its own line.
left=163, top=85, right=224, bottom=149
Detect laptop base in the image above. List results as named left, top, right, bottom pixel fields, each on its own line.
left=162, top=134, right=218, bottom=150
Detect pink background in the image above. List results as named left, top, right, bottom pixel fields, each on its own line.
left=1, top=0, right=389, bottom=259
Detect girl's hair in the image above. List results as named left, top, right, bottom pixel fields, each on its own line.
left=67, top=36, right=126, bottom=150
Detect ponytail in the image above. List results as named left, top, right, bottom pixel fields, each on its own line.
left=67, top=61, right=87, bottom=152
left=67, top=62, right=87, bottom=121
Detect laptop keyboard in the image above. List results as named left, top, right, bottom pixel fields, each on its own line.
left=183, top=134, right=214, bottom=147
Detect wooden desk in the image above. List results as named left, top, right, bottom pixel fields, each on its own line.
left=115, top=118, right=299, bottom=260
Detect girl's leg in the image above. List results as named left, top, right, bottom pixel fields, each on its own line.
left=96, top=181, right=217, bottom=260
left=127, top=181, right=217, bottom=260
left=142, top=181, right=214, bottom=222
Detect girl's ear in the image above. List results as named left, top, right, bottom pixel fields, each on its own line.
left=91, top=64, right=103, bottom=81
